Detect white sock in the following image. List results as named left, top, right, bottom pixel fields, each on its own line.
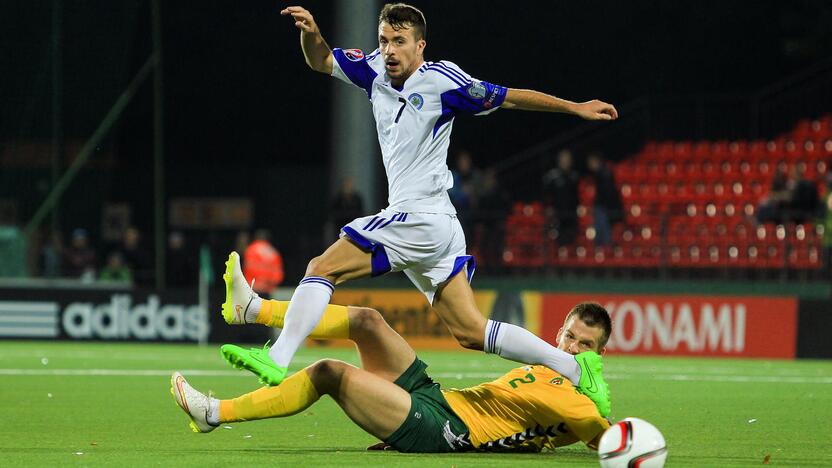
left=268, top=277, right=334, bottom=367
left=244, top=296, right=263, bottom=324
left=207, top=397, right=220, bottom=426
left=483, top=319, right=581, bottom=385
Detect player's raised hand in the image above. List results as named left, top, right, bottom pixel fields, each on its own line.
left=574, top=100, right=619, bottom=121
left=280, top=6, right=319, bottom=34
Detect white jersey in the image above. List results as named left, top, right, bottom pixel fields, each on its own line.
left=331, top=47, right=507, bottom=215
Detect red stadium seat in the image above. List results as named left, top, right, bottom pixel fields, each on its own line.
left=502, top=202, right=546, bottom=268
left=728, top=140, right=749, bottom=157
left=656, top=141, right=675, bottom=161
left=690, top=141, right=707, bottom=159
left=749, top=140, right=767, bottom=159
left=726, top=242, right=750, bottom=268
left=788, top=244, right=823, bottom=270
left=537, top=121, right=828, bottom=275
left=761, top=243, right=786, bottom=269
left=668, top=141, right=691, bottom=160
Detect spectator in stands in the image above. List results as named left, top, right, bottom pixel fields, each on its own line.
left=122, top=226, right=153, bottom=287
left=40, top=231, right=63, bottom=278
left=586, top=152, right=623, bottom=246
left=787, top=165, right=820, bottom=223
left=470, top=168, right=510, bottom=270
left=330, top=177, right=365, bottom=238
left=63, top=228, right=96, bottom=279
left=450, top=150, right=484, bottom=240
left=243, top=229, right=285, bottom=297
left=542, top=149, right=580, bottom=245
left=449, top=150, right=482, bottom=212
left=167, top=231, right=196, bottom=288
left=99, top=251, right=132, bottom=283
left=756, top=167, right=790, bottom=224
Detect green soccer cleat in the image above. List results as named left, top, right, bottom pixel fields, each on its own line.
left=575, top=350, right=611, bottom=418
left=220, top=343, right=287, bottom=386
left=221, top=251, right=260, bottom=325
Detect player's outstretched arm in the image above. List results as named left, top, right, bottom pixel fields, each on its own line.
left=280, top=6, right=333, bottom=74
left=500, top=88, right=618, bottom=121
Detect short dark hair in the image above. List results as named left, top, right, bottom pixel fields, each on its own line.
left=565, top=302, right=612, bottom=349
left=379, top=3, right=426, bottom=40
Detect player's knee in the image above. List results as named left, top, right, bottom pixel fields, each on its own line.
left=350, top=307, right=384, bottom=334
left=307, top=359, right=348, bottom=393
left=451, top=328, right=484, bottom=351
left=305, top=256, right=324, bottom=276
left=305, top=255, right=338, bottom=280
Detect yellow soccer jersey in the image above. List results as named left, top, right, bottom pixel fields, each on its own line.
left=442, top=365, right=610, bottom=451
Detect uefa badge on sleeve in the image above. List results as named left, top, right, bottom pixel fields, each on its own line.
left=466, top=80, right=487, bottom=99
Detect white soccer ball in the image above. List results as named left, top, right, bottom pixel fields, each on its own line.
left=598, top=417, right=667, bottom=468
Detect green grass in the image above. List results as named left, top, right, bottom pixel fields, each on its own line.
left=1, top=341, right=830, bottom=467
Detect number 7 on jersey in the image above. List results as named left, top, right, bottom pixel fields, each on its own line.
left=394, top=97, right=407, bottom=124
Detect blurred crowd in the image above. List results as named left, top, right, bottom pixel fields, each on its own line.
left=756, top=164, right=824, bottom=225
left=541, top=150, right=624, bottom=248
left=37, top=226, right=191, bottom=286
left=33, top=225, right=285, bottom=293
left=21, top=146, right=832, bottom=285
left=324, top=149, right=626, bottom=272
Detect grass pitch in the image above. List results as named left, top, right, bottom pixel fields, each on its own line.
left=1, top=341, right=830, bottom=467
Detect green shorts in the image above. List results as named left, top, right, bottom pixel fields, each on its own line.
left=383, top=358, right=469, bottom=453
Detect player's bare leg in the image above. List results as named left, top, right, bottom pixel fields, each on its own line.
left=347, top=306, right=416, bottom=382
left=306, top=359, right=411, bottom=439
left=304, top=237, right=374, bottom=285
left=431, top=272, right=487, bottom=350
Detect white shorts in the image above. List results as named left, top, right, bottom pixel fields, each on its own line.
left=340, top=209, right=475, bottom=303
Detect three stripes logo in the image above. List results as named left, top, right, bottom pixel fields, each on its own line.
left=0, top=301, right=59, bottom=338
left=361, top=212, right=408, bottom=232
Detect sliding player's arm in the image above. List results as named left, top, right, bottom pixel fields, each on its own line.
left=501, top=88, right=618, bottom=121
left=281, top=6, right=333, bottom=74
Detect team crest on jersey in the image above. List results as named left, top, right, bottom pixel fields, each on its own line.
left=408, top=93, right=424, bottom=110
left=466, top=80, right=487, bottom=99
left=344, top=49, right=364, bottom=61
left=549, top=377, right=564, bottom=385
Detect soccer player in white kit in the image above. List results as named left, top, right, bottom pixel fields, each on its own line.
left=220, top=3, right=618, bottom=416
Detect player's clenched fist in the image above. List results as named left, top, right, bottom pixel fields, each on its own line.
left=574, top=100, right=619, bottom=121
left=280, top=6, right=319, bottom=34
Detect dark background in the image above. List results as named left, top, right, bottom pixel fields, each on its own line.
left=4, top=1, right=831, bottom=160
left=2, top=0, right=832, bottom=281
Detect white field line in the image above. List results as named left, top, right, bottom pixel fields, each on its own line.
left=1, top=351, right=827, bottom=377
left=0, top=368, right=830, bottom=384
left=608, top=364, right=827, bottom=377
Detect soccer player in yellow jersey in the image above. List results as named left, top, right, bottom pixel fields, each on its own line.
left=172, top=299, right=611, bottom=453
